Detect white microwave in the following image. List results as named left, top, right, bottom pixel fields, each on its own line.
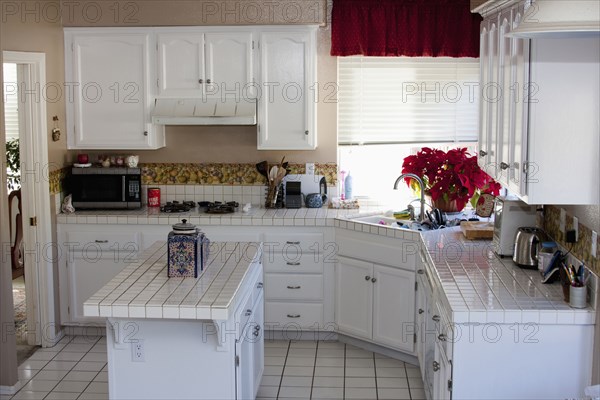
left=493, top=196, right=537, bottom=256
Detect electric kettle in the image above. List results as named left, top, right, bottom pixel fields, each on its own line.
left=513, top=227, right=545, bottom=269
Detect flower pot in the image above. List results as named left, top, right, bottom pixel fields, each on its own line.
left=428, top=195, right=463, bottom=213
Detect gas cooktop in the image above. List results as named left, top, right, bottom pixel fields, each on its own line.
left=198, top=201, right=239, bottom=214
left=160, top=201, right=196, bottom=213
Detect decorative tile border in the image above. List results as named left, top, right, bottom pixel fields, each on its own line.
left=544, top=205, right=599, bottom=275
left=140, top=163, right=338, bottom=186
left=49, top=167, right=69, bottom=195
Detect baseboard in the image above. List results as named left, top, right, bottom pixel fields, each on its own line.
left=0, top=383, right=20, bottom=395
left=60, top=325, right=106, bottom=338
left=265, top=329, right=338, bottom=342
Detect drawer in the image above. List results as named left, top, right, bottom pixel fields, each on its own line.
left=263, top=232, right=324, bottom=254
left=66, top=231, right=140, bottom=252
left=337, top=229, right=417, bottom=270
left=265, top=302, right=324, bottom=329
left=265, top=274, right=323, bottom=300
left=264, top=254, right=324, bottom=274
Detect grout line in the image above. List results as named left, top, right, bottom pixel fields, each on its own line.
left=342, top=342, right=346, bottom=400
left=276, top=340, right=291, bottom=399
left=309, top=341, right=318, bottom=400
left=373, top=351, right=378, bottom=400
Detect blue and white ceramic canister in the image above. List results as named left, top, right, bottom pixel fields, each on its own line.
left=167, top=219, right=210, bottom=278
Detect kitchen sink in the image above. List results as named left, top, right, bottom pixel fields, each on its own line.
left=349, top=214, right=457, bottom=231
left=351, top=215, right=400, bottom=225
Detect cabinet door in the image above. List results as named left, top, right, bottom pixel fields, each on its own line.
left=67, top=253, right=134, bottom=323
left=433, top=340, right=452, bottom=400
left=205, top=32, right=255, bottom=98
left=507, top=6, right=530, bottom=195
left=415, top=272, right=428, bottom=377
left=251, top=294, right=264, bottom=399
left=335, top=256, right=372, bottom=340
left=487, top=18, right=500, bottom=177
left=496, top=10, right=513, bottom=186
left=478, top=19, right=492, bottom=172
left=70, top=33, right=159, bottom=149
left=157, top=33, right=205, bottom=97
left=258, top=30, right=316, bottom=150
left=372, top=264, right=415, bottom=353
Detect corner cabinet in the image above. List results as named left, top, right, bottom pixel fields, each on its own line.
left=335, top=228, right=417, bottom=353
left=258, top=29, right=317, bottom=150
left=64, top=29, right=165, bottom=149
left=477, top=1, right=599, bottom=204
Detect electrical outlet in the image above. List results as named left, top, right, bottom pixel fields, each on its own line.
left=131, top=340, right=145, bottom=362
left=592, top=231, right=598, bottom=258
left=572, top=216, right=578, bottom=241
left=305, top=163, right=315, bottom=175
left=559, top=208, right=566, bottom=232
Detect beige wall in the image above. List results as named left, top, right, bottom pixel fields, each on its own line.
left=2, top=1, right=68, bottom=169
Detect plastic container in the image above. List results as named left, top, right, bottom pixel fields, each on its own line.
left=344, top=171, right=353, bottom=200
left=569, top=285, right=587, bottom=308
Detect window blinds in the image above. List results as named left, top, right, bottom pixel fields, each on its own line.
left=337, top=57, right=480, bottom=145
left=3, top=63, right=20, bottom=140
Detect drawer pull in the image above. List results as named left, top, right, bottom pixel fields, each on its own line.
left=287, top=314, right=301, bottom=318
left=432, top=315, right=440, bottom=322
left=95, top=240, right=109, bottom=243
left=256, top=282, right=263, bottom=289
left=286, top=262, right=301, bottom=266
left=287, top=285, right=301, bottom=289
left=417, top=269, right=424, bottom=275
left=286, top=241, right=300, bottom=245
left=438, top=334, right=447, bottom=342
left=245, top=309, right=252, bottom=316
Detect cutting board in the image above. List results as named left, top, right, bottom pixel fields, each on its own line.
left=460, top=221, right=494, bottom=240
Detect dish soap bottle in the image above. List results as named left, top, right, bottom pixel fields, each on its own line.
left=344, top=171, right=353, bottom=200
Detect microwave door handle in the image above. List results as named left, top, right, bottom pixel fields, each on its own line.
left=122, top=176, right=126, bottom=202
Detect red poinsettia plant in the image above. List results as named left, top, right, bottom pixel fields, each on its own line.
left=402, top=147, right=501, bottom=211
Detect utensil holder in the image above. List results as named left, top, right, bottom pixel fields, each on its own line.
left=569, top=286, right=586, bottom=308
left=265, top=183, right=283, bottom=208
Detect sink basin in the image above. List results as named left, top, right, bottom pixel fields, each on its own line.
left=351, top=215, right=400, bottom=226
left=349, top=214, right=450, bottom=232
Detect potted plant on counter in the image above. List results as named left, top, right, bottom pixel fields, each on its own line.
left=401, top=147, right=501, bottom=212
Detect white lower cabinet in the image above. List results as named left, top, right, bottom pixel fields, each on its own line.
left=336, top=256, right=415, bottom=353
left=236, top=289, right=264, bottom=400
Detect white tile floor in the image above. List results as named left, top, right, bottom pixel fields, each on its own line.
left=258, top=340, right=425, bottom=400
left=6, top=336, right=425, bottom=400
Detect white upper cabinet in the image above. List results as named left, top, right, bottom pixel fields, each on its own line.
left=477, top=1, right=599, bottom=204
left=258, top=29, right=317, bottom=150
left=65, top=30, right=165, bottom=149
left=157, top=31, right=254, bottom=98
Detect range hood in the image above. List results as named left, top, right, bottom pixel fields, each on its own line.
left=507, top=0, right=600, bottom=38
left=152, top=99, right=256, bottom=125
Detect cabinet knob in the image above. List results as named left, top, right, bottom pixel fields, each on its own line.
left=365, top=275, right=371, bottom=281
left=433, top=361, right=440, bottom=372
left=438, top=334, right=447, bottom=342
left=371, top=277, right=377, bottom=283
left=305, top=130, right=309, bottom=135
left=253, top=326, right=261, bottom=337
left=256, top=282, right=263, bottom=289
left=199, top=79, right=204, bottom=84
left=500, top=162, right=509, bottom=170
left=418, top=309, right=424, bottom=314
left=479, top=150, right=487, bottom=157
left=432, top=315, right=440, bottom=322
left=245, top=309, right=252, bottom=316
left=417, top=269, right=424, bottom=275
left=206, top=79, right=212, bottom=84
left=143, top=131, right=148, bottom=136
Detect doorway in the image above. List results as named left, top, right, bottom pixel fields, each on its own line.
left=2, top=51, right=57, bottom=355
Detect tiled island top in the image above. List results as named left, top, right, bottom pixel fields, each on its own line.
left=83, top=241, right=262, bottom=321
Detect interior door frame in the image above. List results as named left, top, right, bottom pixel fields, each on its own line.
left=3, top=51, right=57, bottom=348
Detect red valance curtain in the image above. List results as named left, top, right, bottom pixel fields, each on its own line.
left=331, top=0, right=482, bottom=58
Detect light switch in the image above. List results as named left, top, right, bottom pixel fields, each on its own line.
left=572, top=217, right=578, bottom=241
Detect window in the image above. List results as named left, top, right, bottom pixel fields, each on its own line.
left=3, top=63, right=19, bottom=140
left=337, top=56, right=479, bottom=205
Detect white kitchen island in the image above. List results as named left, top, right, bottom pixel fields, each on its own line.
left=83, top=241, right=264, bottom=400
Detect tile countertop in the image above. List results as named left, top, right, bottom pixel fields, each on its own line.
left=56, top=205, right=373, bottom=226
left=333, top=217, right=597, bottom=325
left=83, top=241, right=262, bottom=320
left=420, top=227, right=597, bottom=325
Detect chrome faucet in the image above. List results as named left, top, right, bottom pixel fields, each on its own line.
left=393, top=173, right=426, bottom=222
